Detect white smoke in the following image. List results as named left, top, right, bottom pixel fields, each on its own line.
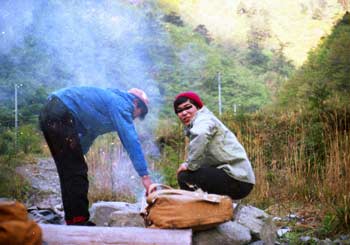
left=1, top=0, right=166, bottom=197
left=0, top=0, right=166, bottom=98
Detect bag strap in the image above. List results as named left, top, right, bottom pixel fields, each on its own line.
left=147, top=187, right=222, bottom=204
left=148, top=183, right=172, bottom=193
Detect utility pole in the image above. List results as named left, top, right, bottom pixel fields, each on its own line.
left=218, top=72, right=222, bottom=116
left=14, top=83, right=18, bottom=153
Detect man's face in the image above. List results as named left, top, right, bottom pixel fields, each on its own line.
left=176, top=101, right=198, bottom=126
left=132, top=100, right=146, bottom=119
left=133, top=106, right=143, bottom=119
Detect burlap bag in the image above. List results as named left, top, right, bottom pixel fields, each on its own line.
left=0, top=201, right=42, bottom=245
left=141, top=184, right=233, bottom=231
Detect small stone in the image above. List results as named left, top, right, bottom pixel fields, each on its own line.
left=288, top=214, right=298, bottom=219
left=272, top=217, right=282, bottom=222
left=300, top=236, right=311, bottom=242
left=277, top=227, right=290, bottom=237
left=340, top=235, right=350, bottom=240
left=249, top=241, right=265, bottom=245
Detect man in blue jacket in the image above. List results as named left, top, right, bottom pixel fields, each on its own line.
left=39, top=86, right=152, bottom=226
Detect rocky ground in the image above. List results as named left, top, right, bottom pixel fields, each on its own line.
left=16, top=158, right=350, bottom=244
left=16, top=158, right=64, bottom=224
left=16, top=158, right=62, bottom=208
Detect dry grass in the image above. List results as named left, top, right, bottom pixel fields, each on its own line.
left=322, top=118, right=350, bottom=202
left=321, top=114, right=350, bottom=231
left=239, top=119, right=271, bottom=207
left=236, top=109, right=350, bottom=233
left=86, top=134, right=143, bottom=204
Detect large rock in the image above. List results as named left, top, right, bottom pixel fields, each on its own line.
left=235, top=205, right=277, bottom=242
left=193, top=221, right=251, bottom=245
left=193, top=204, right=276, bottom=245
left=90, top=201, right=140, bottom=226
left=109, top=210, right=145, bottom=227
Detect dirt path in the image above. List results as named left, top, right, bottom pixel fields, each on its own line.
left=16, top=158, right=62, bottom=210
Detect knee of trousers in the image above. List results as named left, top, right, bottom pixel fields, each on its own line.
left=177, top=171, right=191, bottom=183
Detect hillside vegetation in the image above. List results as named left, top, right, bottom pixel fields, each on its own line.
left=278, top=11, right=350, bottom=111
left=158, top=0, right=348, bottom=66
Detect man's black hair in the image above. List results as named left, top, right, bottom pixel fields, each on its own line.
left=136, top=98, right=148, bottom=120
left=173, top=96, right=200, bottom=113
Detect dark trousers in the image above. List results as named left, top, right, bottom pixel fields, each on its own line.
left=177, top=166, right=254, bottom=200
left=39, top=97, right=89, bottom=224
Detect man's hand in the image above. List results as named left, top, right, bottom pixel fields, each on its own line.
left=176, top=162, right=188, bottom=175
left=141, top=175, right=152, bottom=196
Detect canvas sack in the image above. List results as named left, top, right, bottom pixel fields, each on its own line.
left=0, top=201, right=42, bottom=245
left=141, top=184, right=233, bottom=231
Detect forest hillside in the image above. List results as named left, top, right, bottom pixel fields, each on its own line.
left=159, top=0, right=348, bottom=66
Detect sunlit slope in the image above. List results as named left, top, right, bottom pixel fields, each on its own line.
left=158, top=0, right=347, bottom=66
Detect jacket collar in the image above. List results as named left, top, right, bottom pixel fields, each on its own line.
left=184, top=106, right=207, bottom=135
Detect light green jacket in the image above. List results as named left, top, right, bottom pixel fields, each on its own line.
left=185, top=107, right=255, bottom=184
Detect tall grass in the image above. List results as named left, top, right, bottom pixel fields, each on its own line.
left=0, top=125, right=43, bottom=201
left=320, top=109, right=350, bottom=233
left=232, top=108, right=349, bottom=234
left=0, top=152, right=36, bottom=202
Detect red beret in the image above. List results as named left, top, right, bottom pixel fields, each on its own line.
left=175, top=91, right=204, bottom=108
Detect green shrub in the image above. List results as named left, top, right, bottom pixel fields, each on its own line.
left=18, top=124, right=42, bottom=154
left=333, top=195, right=350, bottom=234
left=318, top=213, right=337, bottom=237
left=158, top=144, right=180, bottom=187
left=0, top=128, right=15, bottom=155
left=0, top=156, right=34, bottom=201
left=0, top=124, right=42, bottom=156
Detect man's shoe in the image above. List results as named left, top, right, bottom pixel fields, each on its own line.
left=82, top=221, right=96, bottom=226
left=66, top=216, right=96, bottom=226
left=71, top=220, right=96, bottom=226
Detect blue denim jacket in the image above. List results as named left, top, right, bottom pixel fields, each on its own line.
left=52, top=86, right=148, bottom=177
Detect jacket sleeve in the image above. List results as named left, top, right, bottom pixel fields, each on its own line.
left=109, top=108, right=149, bottom=177
left=187, top=117, right=217, bottom=171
